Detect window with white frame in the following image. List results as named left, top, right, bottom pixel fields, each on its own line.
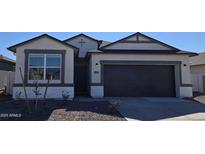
left=28, top=54, right=61, bottom=81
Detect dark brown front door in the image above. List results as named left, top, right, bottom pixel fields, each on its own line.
left=74, top=59, right=88, bottom=96
left=104, top=65, right=176, bottom=97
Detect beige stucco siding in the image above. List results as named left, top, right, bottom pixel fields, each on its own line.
left=65, top=36, right=98, bottom=57
left=13, top=87, right=74, bottom=99
left=190, top=64, right=205, bottom=93
left=190, top=53, right=205, bottom=66
left=191, top=65, right=205, bottom=75
left=13, top=37, right=75, bottom=99
left=15, top=37, right=74, bottom=84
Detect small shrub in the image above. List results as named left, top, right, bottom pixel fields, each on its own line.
left=15, top=91, right=22, bottom=100
left=107, top=99, right=121, bottom=114
left=110, top=100, right=121, bottom=110
left=73, top=116, right=81, bottom=121
left=62, top=90, right=70, bottom=101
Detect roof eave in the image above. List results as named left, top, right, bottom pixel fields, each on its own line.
left=7, top=34, right=79, bottom=53
left=87, top=50, right=198, bottom=57
left=7, top=46, right=16, bottom=53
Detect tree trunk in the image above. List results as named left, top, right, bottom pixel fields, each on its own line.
left=19, top=67, right=31, bottom=113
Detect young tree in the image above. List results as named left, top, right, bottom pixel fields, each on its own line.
left=19, top=67, right=31, bottom=113
left=43, top=78, right=50, bottom=107
left=31, top=69, right=42, bottom=112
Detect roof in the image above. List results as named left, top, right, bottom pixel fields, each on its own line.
left=99, top=41, right=111, bottom=48
left=7, top=33, right=197, bottom=57
left=64, top=33, right=100, bottom=43
left=7, top=34, right=79, bottom=53
left=190, top=52, right=205, bottom=65
left=99, top=32, right=180, bottom=52
left=0, top=55, right=15, bottom=64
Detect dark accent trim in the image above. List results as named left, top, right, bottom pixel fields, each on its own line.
left=90, top=55, right=93, bottom=88
left=99, top=32, right=180, bottom=51
left=100, top=60, right=182, bottom=65
left=24, top=49, right=66, bottom=54
left=13, top=83, right=74, bottom=87
left=86, top=51, right=197, bottom=57
left=25, top=52, right=29, bottom=84
left=61, top=52, right=65, bottom=84
left=90, top=83, right=103, bottom=86
left=24, top=49, right=66, bottom=85
left=100, top=49, right=179, bottom=53
left=181, top=84, right=193, bottom=87
left=7, top=34, right=79, bottom=53
left=64, top=33, right=99, bottom=43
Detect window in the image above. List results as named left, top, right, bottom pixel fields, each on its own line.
left=46, top=55, right=61, bottom=80
left=28, top=54, right=61, bottom=81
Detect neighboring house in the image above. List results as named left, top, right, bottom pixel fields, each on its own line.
left=0, top=55, right=15, bottom=71
left=190, top=53, right=205, bottom=94
left=7, top=33, right=196, bottom=99
left=0, top=55, right=15, bottom=94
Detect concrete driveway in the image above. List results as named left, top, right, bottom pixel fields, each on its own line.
left=107, top=97, right=205, bottom=121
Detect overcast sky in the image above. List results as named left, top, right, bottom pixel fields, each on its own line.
left=1, top=32, right=205, bottom=60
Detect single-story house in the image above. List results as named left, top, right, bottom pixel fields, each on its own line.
left=0, top=54, right=15, bottom=71
left=190, top=52, right=205, bottom=94
left=7, top=33, right=196, bottom=99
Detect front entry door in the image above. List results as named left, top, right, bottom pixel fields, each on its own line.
left=74, top=59, right=88, bottom=96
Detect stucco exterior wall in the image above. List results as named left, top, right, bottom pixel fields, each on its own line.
left=90, top=53, right=192, bottom=98
left=190, top=64, right=205, bottom=93
left=190, top=53, right=205, bottom=66
left=191, top=65, right=205, bottom=75
left=13, top=87, right=74, bottom=99
left=13, top=37, right=75, bottom=99
left=65, top=36, right=98, bottom=57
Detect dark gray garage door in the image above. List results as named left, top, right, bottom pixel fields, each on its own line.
left=104, top=65, right=176, bottom=97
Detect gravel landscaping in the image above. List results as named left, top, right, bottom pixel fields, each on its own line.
left=0, top=97, right=125, bottom=121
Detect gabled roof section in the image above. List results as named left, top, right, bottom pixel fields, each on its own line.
left=7, top=34, right=79, bottom=53
left=99, top=41, right=111, bottom=48
left=99, top=32, right=180, bottom=52
left=64, top=33, right=100, bottom=43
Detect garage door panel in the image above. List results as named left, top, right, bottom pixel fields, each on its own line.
left=104, top=65, right=175, bottom=97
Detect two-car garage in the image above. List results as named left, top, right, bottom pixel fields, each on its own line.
left=89, top=32, right=193, bottom=98
left=103, top=65, right=176, bottom=97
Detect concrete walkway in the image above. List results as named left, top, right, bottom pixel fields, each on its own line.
left=107, top=97, right=205, bottom=121
left=193, top=95, right=205, bottom=105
